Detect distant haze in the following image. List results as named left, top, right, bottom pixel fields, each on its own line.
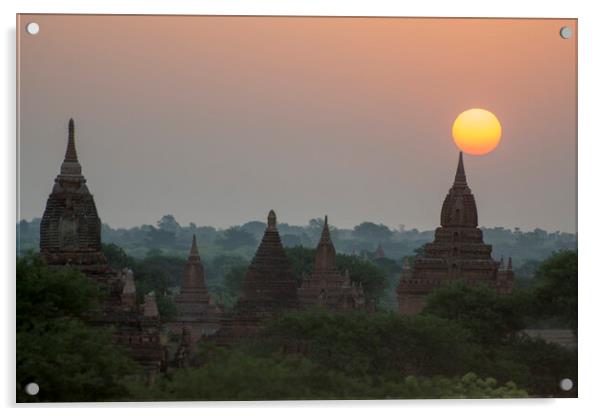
left=18, top=16, right=576, bottom=232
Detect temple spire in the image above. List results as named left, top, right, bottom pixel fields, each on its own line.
left=453, top=152, right=467, bottom=187
left=189, top=234, right=200, bottom=260
left=267, top=210, right=277, bottom=230
left=314, top=215, right=336, bottom=272
left=59, top=118, right=82, bottom=176
left=320, top=215, right=332, bottom=243
left=65, top=118, right=78, bottom=162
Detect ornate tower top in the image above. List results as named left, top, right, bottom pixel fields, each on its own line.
left=453, top=151, right=467, bottom=187
left=40, top=118, right=104, bottom=265
left=177, top=234, right=210, bottom=305
left=59, top=118, right=83, bottom=178
left=267, top=209, right=277, bottom=230
left=314, top=215, right=336, bottom=272
left=440, top=152, right=478, bottom=228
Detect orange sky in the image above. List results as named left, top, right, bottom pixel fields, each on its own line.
left=17, top=15, right=576, bottom=232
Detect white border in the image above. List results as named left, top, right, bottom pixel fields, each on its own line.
left=3, top=0, right=601, bottom=414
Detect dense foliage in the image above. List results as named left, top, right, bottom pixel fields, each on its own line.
left=15, top=228, right=577, bottom=401
left=16, top=256, right=138, bottom=402
left=128, top=350, right=527, bottom=401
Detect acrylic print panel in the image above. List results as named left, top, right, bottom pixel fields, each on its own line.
left=16, top=15, right=577, bottom=402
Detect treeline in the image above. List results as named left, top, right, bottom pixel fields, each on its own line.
left=17, top=215, right=576, bottom=268
left=16, top=250, right=577, bottom=401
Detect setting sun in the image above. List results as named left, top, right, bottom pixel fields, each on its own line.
left=452, top=108, right=502, bottom=155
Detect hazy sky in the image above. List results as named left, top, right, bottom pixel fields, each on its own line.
left=18, top=15, right=576, bottom=232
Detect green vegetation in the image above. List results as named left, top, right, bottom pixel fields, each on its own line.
left=15, top=229, right=577, bottom=401
left=128, top=350, right=527, bottom=400
left=16, top=256, right=138, bottom=402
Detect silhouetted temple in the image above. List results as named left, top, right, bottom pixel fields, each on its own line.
left=167, top=235, right=221, bottom=349
left=298, top=216, right=366, bottom=311
left=396, top=152, right=514, bottom=314
left=212, top=210, right=299, bottom=345
left=40, top=118, right=106, bottom=268
left=39, top=119, right=164, bottom=370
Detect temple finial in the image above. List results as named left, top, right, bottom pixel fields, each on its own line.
left=189, top=234, right=199, bottom=257
left=453, top=152, right=467, bottom=186
left=267, top=210, right=277, bottom=229
left=65, top=118, right=78, bottom=162
left=320, top=215, right=332, bottom=242
left=59, top=118, right=82, bottom=176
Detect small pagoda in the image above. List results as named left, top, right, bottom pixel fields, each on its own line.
left=168, top=235, right=221, bottom=347
left=298, top=216, right=365, bottom=311
left=212, top=210, right=299, bottom=345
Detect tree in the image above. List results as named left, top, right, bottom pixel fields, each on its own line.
left=16, top=256, right=137, bottom=402
left=127, top=349, right=527, bottom=401
left=223, top=265, right=248, bottom=298
left=531, top=250, right=577, bottom=334
left=102, top=243, right=135, bottom=269
left=422, top=282, right=526, bottom=346
left=261, top=310, right=481, bottom=379
left=352, top=222, right=393, bottom=243
left=216, top=227, right=257, bottom=250
left=157, top=214, right=181, bottom=233
left=145, top=225, right=176, bottom=247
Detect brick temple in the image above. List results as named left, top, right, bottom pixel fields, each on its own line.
left=39, top=119, right=164, bottom=371
left=212, top=210, right=299, bottom=345
left=298, top=216, right=366, bottom=311
left=396, top=152, right=514, bottom=314
left=167, top=235, right=221, bottom=351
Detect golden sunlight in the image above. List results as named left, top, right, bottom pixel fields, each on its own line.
left=452, top=108, right=502, bottom=155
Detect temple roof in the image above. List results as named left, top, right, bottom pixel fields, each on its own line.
left=453, top=152, right=467, bottom=187
left=59, top=118, right=83, bottom=177
left=239, top=210, right=298, bottom=310
left=177, top=234, right=210, bottom=304
left=314, top=215, right=337, bottom=272
left=440, top=152, right=478, bottom=228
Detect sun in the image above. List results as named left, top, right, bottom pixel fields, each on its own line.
left=452, top=108, right=502, bottom=155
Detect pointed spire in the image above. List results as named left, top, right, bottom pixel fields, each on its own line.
left=453, top=152, right=467, bottom=187
left=267, top=210, right=277, bottom=230
left=507, top=257, right=513, bottom=270
left=65, top=118, right=78, bottom=162
left=314, top=214, right=336, bottom=272
left=320, top=215, right=332, bottom=243
left=188, top=234, right=200, bottom=260
left=59, top=118, right=82, bottom=176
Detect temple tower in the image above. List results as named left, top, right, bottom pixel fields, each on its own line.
left=40, top=118, right=106, bottom=267
left=396, top=152, right=513, bottom=314
left=175, top=235, right=211, bottom=307
left=168, top=235, right=221, bottom=347
left=38, top=119, right=163, bottom=371
left=212, top=210, right=299, bottom=345
left=237, top=210, right=299, bottom=313
left=298, top=216, right=366, bottom=311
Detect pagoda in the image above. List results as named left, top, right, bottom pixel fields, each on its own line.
left=168, top=235, right=221, bottom=348
left=298, top=216, right=366, bottom=311
left=175, top=234, right=211, bottom=309
left=396, top=152, right=514, bottom=314
left=39, top=119, right=164, bottom=370
left=40, top=118, right=106, bottom=269
left=212, top=210, right=299, bottom=345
